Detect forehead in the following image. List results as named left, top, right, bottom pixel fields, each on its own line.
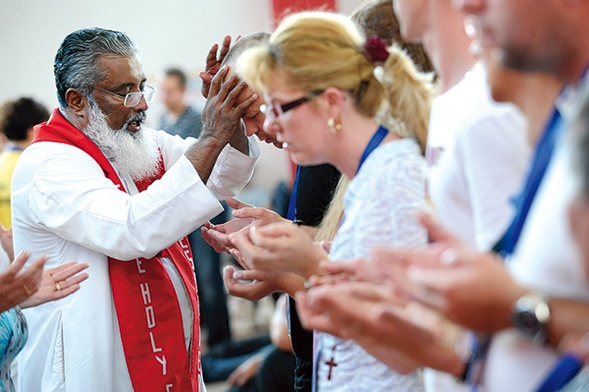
left=261, top=68, right=294, bottom=96
left=96, top=55, right=146, bottom=87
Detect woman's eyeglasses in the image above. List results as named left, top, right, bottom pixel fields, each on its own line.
left=260, top=90, right=324, bottom=120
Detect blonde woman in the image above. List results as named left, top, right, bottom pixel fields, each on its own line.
left=220, top=11, right=435, bottom=391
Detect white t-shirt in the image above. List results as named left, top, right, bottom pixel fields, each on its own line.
left=427, top=62, right=530, bottom=250
left=483, top=138, right=589, bottom=392
left=481, top=68, right=589, bottom=392
left=316, top=138, right=427, bottom=392
left=425, top=62, right=530, bottom=392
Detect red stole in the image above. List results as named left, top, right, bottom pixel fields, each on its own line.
left=34, top=109, right=200, bottom=391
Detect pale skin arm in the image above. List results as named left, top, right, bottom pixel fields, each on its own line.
left=375, top=214, right=589, bottom=349
left=310, top=257, right=395, bottom=287
left=201, top=197, right=287, bottom=253
left=546, top=299, right=589, bottom=354
left=295, top=281, right=464, bottom=376
left=366, top=214, right=525, bottom=333
left=202, top=197, right=318, bottom=253
left=223, top=265, right=305, bottom=301
left=231, top=221, right=327, bottom=279
left=379, top=246, right=525, bottom=333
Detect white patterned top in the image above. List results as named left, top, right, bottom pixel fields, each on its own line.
left=316, top=137, right=427, bottom=391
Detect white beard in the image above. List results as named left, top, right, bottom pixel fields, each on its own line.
left=83, top=100, right=160, bottom=182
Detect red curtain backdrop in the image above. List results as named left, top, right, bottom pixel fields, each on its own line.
left=270, top=0, right=338, bottom=180
left=271, top=0, right=338, bottom=27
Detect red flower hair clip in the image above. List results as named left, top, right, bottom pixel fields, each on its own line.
left=363, top=36, right=390, bottom=63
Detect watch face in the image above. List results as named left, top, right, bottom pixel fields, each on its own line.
left=516, top=311, right=541, bottom=335
left=512, top=292, right=550, bottom=343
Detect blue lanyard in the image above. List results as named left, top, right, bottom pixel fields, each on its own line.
left=293, top=126, right=388, bottom=224
left=356, top=125, right=389, bottom=175
left=493, top=61, right=589, bottom=257
left=493, top=107, right=563, bottom=257
left=536, top=354, right=583, bottom=392
left=290, top=125, right=389, bottom=223
left=470, top=107, right=563, bottom=390
left=337, top=125, right=389, bottom=228
left=287, top=165, right=302, bottom=221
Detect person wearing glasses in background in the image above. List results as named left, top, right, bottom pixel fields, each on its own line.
left=11, top=27, right=259, bottom=392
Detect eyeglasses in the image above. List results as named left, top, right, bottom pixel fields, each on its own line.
left=260, top=90, right=324, bottom=121
left=94, top=84, right=157, bottom=107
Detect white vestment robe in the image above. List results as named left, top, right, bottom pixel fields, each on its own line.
left=12, top=127, right=259, bottom=391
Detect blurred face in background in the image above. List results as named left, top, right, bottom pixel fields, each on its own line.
left=393, top=0, right=428, bottom=42
left=159, top=74, right=186, bottom=113
left=455, top=0, right=567, bottom=73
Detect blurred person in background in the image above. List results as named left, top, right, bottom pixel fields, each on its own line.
left=0, top=97, right=49, bottom=230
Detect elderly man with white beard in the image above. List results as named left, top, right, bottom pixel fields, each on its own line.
left=11, top=27, right=260, bottom=392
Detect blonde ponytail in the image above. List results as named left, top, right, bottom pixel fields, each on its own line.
left=377, top=45, right=436, bottom=154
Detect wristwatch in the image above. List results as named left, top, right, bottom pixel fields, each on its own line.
left=511, top=291, right=551, bottom=344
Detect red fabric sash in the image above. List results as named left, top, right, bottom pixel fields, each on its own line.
left=34, top=109, right=200, bottom=391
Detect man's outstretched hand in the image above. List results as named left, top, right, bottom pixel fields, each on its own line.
left=199, top=35, right=239, bottom=98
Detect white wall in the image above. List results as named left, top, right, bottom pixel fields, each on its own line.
left=0, top=0, right=278, bottom=108
left=0, top=0, right=359, bottom=107
left=0, top=0, right=359, bottom=196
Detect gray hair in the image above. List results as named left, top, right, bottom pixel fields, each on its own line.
left=221, top=32, right=270, bottom=68
left=54, top=27, right=138, bottom=108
